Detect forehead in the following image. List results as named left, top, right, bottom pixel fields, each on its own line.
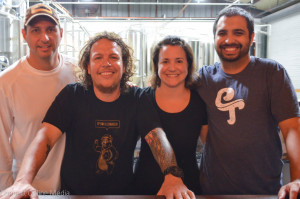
left=91, top=38, right=122, bottom=54
left=160, top=45, right=186, bottom=57
left=216, top=15, right=248, bottom=31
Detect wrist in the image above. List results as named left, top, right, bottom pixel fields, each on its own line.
left=163, top=166, right=184, bottom=180
left=14, top=175, right=33, bottom=185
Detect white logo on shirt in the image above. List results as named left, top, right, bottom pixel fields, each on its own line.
left=215, top=88, right=245, bottom=125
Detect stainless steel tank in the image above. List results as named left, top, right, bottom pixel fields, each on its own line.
left=189, top=40, right=215, bottom=70
left=0, top=11, right=20, bottom=70
left=123, top=30, right=148, bottom=88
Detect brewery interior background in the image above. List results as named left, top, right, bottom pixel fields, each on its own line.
left=1, top=0, right=300, bottom=185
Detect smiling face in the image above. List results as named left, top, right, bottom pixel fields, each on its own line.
left=88, top=38, right=124, bottom=94
left=214, top=15, right=254, bottom=63
left=22, top=17, right=62, bottom=61
left=157, top=45, right=188, bottom=89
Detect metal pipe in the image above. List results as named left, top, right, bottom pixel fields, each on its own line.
left=72, top=17, right=215, bottom=22
left=260, top=1, right=300, bottom=22
left=255, top=0, right=300, bottom=18
left=10, top=0, right=26, bottom=8
left=51, top=2, right=90, bottom=36
left=51, top=1, right=252, bottom=6
left=0, top=10, right=20, bottom=20
left=225, top=0, right=240, bottom=9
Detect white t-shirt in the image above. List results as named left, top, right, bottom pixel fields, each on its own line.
left=0, top=54, right=78, bottom=193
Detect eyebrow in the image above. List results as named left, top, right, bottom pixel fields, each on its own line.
left=234, top=29, right=246, bottom=32
left=91, top=52, right=120, bottom=57
left=217, top=28, right=246, bottom=32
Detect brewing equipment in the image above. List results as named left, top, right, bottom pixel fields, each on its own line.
left=123, top=29, right=148, bottom=87
left=189, top=40, right=216, bottom=70
left=0, top=2, right=21, bottom=70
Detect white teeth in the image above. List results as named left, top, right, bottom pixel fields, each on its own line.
left=100, top=72, right=113, bottom=75
left=167, top=74, right=178, bottom=77
left=225, top=47, right=237, bottom=51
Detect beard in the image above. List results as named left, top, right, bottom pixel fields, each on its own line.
left=95, top=82, right=120, bottom=94
left=216, top=42, right=251, bottom=62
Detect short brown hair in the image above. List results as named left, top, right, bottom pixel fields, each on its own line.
left=150, top=36, right=201, bottom=89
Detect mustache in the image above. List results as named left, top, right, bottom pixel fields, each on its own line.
left=220, top=44, right=242, bottom=48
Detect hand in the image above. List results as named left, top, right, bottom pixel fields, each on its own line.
left=157, top=174, right=195, bottom=199
left=0, top=182, right=38, bottom=199
left=278, top=179, right=300, bottom=199
left=126, top=81, right=137, bottom=87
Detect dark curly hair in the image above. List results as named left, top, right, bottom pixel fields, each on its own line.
left=150, top=36, right=201, bottom=89
left=79, top=31, right=134, bottom=93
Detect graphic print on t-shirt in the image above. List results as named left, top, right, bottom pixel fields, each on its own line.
left=215, top=87, right=245, bottom=125
left=94, top=134, right=119, bottom=175
left=95, top=120, right=120, bottom=130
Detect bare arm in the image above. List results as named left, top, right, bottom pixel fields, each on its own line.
left=199, top=125, right=208, bottom=145
left=0, top=88, right=14, bottom=190
left=278, top=117, right=300, bottom=199
left=0, top=122, right=62, bottom=199
left=144, top=127, right=195, bottom=199
left=144, top=128, right=177, bottom=172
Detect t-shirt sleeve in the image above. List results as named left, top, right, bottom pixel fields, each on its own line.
left=43, top=84, right=74, bottom=133
left=136, top=88, right=162, bottom=138
left=268, top=62, right=300, bottom=122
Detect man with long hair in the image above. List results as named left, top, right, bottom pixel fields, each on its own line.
left=0, top=32, right=194, bottom=199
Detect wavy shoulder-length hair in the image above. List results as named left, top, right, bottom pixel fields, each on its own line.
left=150, top=36, right=201, bottom=89
left=79, top=31, right=134, bottom=93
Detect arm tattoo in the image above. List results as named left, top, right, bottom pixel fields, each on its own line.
left=45, top=144, right=51, bottom=157
left=145, top=128, right=177, bottom=172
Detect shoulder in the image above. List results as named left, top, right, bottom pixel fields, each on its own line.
left=198, top=63, right=221, bottom=77
left=124, top=86, right=145, bottom=97
left=122, top=87, right=154, bottom=106
left=0, top=58, right=25, bottom=87
left=59, top=82, right=87, bottom=98
left=60, top=54, right=78, bottom=67
left=252, top=56, right=285, bottom=72
left=142, top=87, right=154, bottom=95
left=191, top=89, right=205, bottom=105
left=60, top=54, right=81, bottom=81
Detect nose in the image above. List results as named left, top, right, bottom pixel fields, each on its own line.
left=102, top=58, right=111, bottom=67
left=168, top=61, right=176, bottom=71
left=40, top=32, right=50, bottom=42
left=225, top=33, right=234, bottom=44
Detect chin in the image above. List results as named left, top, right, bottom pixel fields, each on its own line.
left=166, top=83, right=181, bottom=88
left=220, top=54, right=241, bottom=62
left=96, top=84, right=119, bottom=94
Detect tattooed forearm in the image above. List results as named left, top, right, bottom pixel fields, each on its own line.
left=45, top=144, right=51, bottom=157
left=145, top=128, right=177, bottom=172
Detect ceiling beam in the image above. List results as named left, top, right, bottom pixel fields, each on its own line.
left=53, top=1, right=253, bottom=6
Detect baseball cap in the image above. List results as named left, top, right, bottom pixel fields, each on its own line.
left=24, top=3, right=60, bottom=27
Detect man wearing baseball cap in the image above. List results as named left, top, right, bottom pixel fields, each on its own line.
left=0, top=3, right=78, bottom=193
left=24, top=3, right=60, bottom=27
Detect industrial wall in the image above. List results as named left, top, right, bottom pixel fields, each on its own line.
left=262, top=3, right=300, bottom=99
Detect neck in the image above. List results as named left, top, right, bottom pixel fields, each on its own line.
left=93, top=86, right=121, bottom=102
left=155, top=85, right=190, bottom=113
left=221, top=54, right=251, bottom=74
left=27, top=52, right=60, bottom=71
left=156, top=84, right=189, bottom=98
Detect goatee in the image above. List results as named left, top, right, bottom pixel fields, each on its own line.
left=96, top=83, right=119, bottom=94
